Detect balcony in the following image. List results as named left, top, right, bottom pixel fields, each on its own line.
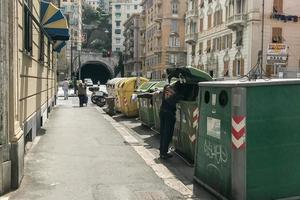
left=185, top=33, right=198, bottom=44
left=154, top=29, right=162, bottom=38
left=186, top=9, right=198, bottom=19
left=167, top=46, right=186, bottom=53
left=153, top=46, right=162, bottom=54
left=226, top=14, right=247, bottom=30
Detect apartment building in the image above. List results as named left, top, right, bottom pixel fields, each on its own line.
left=123, top=14, right=142, bottom=76
left=0, top=0, right=68, bottom=194
left=111, top=0, right=142, bottom=53
left=85, top=0, right=110, bottom=11
left=141, top=0, right=187, bottom=80
left=60, top=0, right=83, bottom=78
left=186, top=0, right=300, bottom=79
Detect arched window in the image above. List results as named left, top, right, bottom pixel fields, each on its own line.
left=207, top=7, right=213, bottom=29
left=233, top=50, right=244, bottom=76
left=214, top=3, right=223, bottom=26
left=169, top=33, right=180, bottom=47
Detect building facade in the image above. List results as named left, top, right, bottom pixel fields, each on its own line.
left=60, top=0, right=83, bottom=79
left=85, top=0, right=110, bottom=12
left=186, top=0, right=300, bottom=79
left=0, top=0, right=67, bottom=194
left=123, top=14, right=142, bottom=76
left=111, top=0, right=142, bottom=53
left=141, top=0, right=187, bottom=80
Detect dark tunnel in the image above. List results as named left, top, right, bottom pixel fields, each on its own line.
left=79, top=62, right=113, bottom=84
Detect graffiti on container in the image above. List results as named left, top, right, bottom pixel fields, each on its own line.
left=204, top=139, right=228, bottom=165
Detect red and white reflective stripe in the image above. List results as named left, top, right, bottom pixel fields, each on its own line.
left=192, top=108, right=199, bottom=129
left=189, top=134, right=196, bottom=143
left=124, top=97, right=128, bottom=106
left=232, top=116, right=246, bottom=149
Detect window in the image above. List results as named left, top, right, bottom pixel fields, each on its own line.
left=115, top=21, right=121, bottom=27
left=115, top=13, right=121, bottom=18
left=236, top=30, right=243, bottom=46
left=214, top=9, right=223, bottom=26
left=24, top=0, right=33, bottom=53
left=169, top=54, right=178, bottom=64
left=115, top=4, right=121, bottom=9
left=224, top=61, right=229, bottom=76
left=198, top=42, right=203, bottom=55
left=172, top=0, right=178, bottom=15
left=116, top=48, right=121, bottom=51
left=208, top=14, right=212, bottom=29
left=233, top=58, right=244, bottom=76
left=272, top=27, right=282, bottom=43
left=127, top=14, right=130, bottom=18
left=199, top=18, right=204, bottom=32
left=134, top=5, right=138, bottom=10
left=169, top=35, right=180, bottom=47
left=228, top=33, right=232, bottom=49
left=116, top=38, right=121, bottom=44
left=171, top=20, right=178, bottom=32
left=39, top=32, right=45, bottom=62
left=191, top=45, right=196, bottom=56
left=273, top=0, right=283, bottom=13
left=206, top=40, right=211, bottom=53
left=115, top=29, right=121, bottom=34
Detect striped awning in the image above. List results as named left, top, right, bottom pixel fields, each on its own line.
left=53, top=41, right=66, bottom=52
left=40, top=1, right=69, bottom=41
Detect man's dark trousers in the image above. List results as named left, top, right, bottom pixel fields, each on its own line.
left=159, top=110, right=176, bottom=155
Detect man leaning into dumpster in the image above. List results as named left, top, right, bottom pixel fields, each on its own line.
left=157, top=83, right=181, bottom=159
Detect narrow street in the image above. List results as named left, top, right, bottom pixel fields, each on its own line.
left=7, top=97, right=215, bottom=200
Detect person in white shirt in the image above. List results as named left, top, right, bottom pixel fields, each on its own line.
left=62, top=79, right=69, bottom=100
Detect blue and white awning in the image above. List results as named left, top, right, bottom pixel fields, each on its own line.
left=53, top=41, right=66, bottom=53
left=40, top=1, right=70, bottom=41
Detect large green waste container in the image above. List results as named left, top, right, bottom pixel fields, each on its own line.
left=194, top=79, right=300, bottom=200
left=167, top=67, right=212, bottom=163
left=136, top=81, right=158, bottom=127
left=152, top=81, right=168, bottom=133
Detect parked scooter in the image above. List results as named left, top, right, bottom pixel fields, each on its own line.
left=91, top=91, right=108, bottom=107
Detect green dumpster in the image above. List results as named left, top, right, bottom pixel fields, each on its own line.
left=167, top=67, right=212, bottom=163
left=136, top=81, right=158, bottom=127
left=194, top=79, right=300, bottom=200
left=152, top=81, right=168, bottom=133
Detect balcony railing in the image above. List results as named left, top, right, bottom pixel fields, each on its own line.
left=167, top=46, right=186, bottom=52
left=226, top=13, right=247, bottom=29
left=185, top=33, right=198, bottom=44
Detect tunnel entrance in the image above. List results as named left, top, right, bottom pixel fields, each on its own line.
left=80, top=61, right=113, bottom=84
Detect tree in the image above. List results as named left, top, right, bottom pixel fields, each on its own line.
left=114, top=52, right=124, bottom=77
left=82, top=4, right=112, bottom=53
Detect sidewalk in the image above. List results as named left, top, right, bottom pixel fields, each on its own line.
left=8, top=97, right=188, bottom=200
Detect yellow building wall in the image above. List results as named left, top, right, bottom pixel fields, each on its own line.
left=17, top=0, right=57, bottom=123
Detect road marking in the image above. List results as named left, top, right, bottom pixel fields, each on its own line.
left=97, top=107, right=193, bottom=198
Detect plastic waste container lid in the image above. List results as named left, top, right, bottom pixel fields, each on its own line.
left=136, top=81, right=157, bottom=93
left=167, top=66, right=213, bottom=84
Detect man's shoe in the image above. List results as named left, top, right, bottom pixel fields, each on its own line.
left=160, top=153, right=173, bottom=159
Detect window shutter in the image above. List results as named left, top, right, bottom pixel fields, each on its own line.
left=233, top=60, right=237, bottom=76
left=241, top=59, right=245, bottom=76
left=208, top=14, right=212, bottom=29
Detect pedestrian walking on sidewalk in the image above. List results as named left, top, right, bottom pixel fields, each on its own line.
left=77, top=80, right=87, bottom=107
left=158, top=84, right=181, bottom=159
left=62, top=78, right=69, bottom=100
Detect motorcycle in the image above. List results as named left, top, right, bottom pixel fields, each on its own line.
left=91, top=90, right=108, bottom=107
